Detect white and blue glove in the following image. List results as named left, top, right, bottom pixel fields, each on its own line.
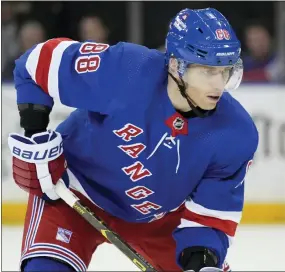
left=8, top=130, right=69, bottom=201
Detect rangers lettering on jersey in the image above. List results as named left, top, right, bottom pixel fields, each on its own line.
left=125, top=186, right=154, bottom=200
left=118, top=143, right=146, bottom=158
left=113, top=123, right=143, bottom=142
left=131, top=201, right=162, bottom=215
left=122, top=162, right=152, bottom=182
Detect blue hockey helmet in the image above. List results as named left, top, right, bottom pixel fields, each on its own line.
left=166, top=8, right=243, bottom=91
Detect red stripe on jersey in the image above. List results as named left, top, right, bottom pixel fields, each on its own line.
left=183, top=210, right=238, bottom=236
left=35, top=38, right=73, bottom=94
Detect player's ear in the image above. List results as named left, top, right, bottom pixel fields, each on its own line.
left=169, top=58, right=179, bottom=78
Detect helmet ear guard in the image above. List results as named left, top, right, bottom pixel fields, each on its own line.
left=177, top=59, right=188, bottom=77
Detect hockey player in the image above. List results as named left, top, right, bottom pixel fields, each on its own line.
left=8, top=7, right=258, bottom=272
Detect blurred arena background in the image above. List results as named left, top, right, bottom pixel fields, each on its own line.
left=2, top=1, right=285, bottom=271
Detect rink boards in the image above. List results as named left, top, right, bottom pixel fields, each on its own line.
left=2, top=84, right=285, bottom=225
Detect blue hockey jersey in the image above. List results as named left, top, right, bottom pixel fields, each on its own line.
left=14, top=38, right=258, bottom=268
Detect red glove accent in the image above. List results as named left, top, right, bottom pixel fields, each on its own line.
left=12, top=154, right=67, bottom=197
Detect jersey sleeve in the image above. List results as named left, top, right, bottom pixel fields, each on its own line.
left=14, top=38, right=130, bottom=113
left=173, top=133, right=258, bottom=269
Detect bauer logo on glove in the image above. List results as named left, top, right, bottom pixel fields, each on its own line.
left=8, top=130, right=64, bottom=163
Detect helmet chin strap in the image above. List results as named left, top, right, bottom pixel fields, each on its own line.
left=168, top=72, right=208, bottom=118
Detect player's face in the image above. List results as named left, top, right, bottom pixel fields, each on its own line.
left=183, top=64, right=231, bottom=110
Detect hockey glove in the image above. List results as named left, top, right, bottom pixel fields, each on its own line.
left=8, top=130, right=69, bottom=201
left=180, top=246, right=219, bottom=272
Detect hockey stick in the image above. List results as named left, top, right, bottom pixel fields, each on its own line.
left=55, top=180, right=157, bottom=272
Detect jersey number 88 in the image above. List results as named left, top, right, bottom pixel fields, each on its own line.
left=75, top=42, right=110, bottom=74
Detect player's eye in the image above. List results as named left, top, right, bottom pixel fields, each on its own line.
left=203, top=68, right=219, bottom=76
left=203, top=67, right=231, bottom=79
left=222, top=68, right=232, bottom=80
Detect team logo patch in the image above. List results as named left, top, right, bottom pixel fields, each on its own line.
left=56, top=227, right=73, bottom=244
left=173, top=117, right=184, bottom=130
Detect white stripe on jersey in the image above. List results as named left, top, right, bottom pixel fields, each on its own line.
left=178, top=218, right=207, bottom=228
left=178, top=218, right=235, bottom=244
left=25, top=43, right=44, bottom=83
left=185, top=200, right=242, bottom=223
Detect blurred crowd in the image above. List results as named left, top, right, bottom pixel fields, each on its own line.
left=2, top=1, right=284, bottom=84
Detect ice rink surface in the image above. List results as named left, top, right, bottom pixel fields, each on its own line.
left=2, top=225, right=285, bottom=271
